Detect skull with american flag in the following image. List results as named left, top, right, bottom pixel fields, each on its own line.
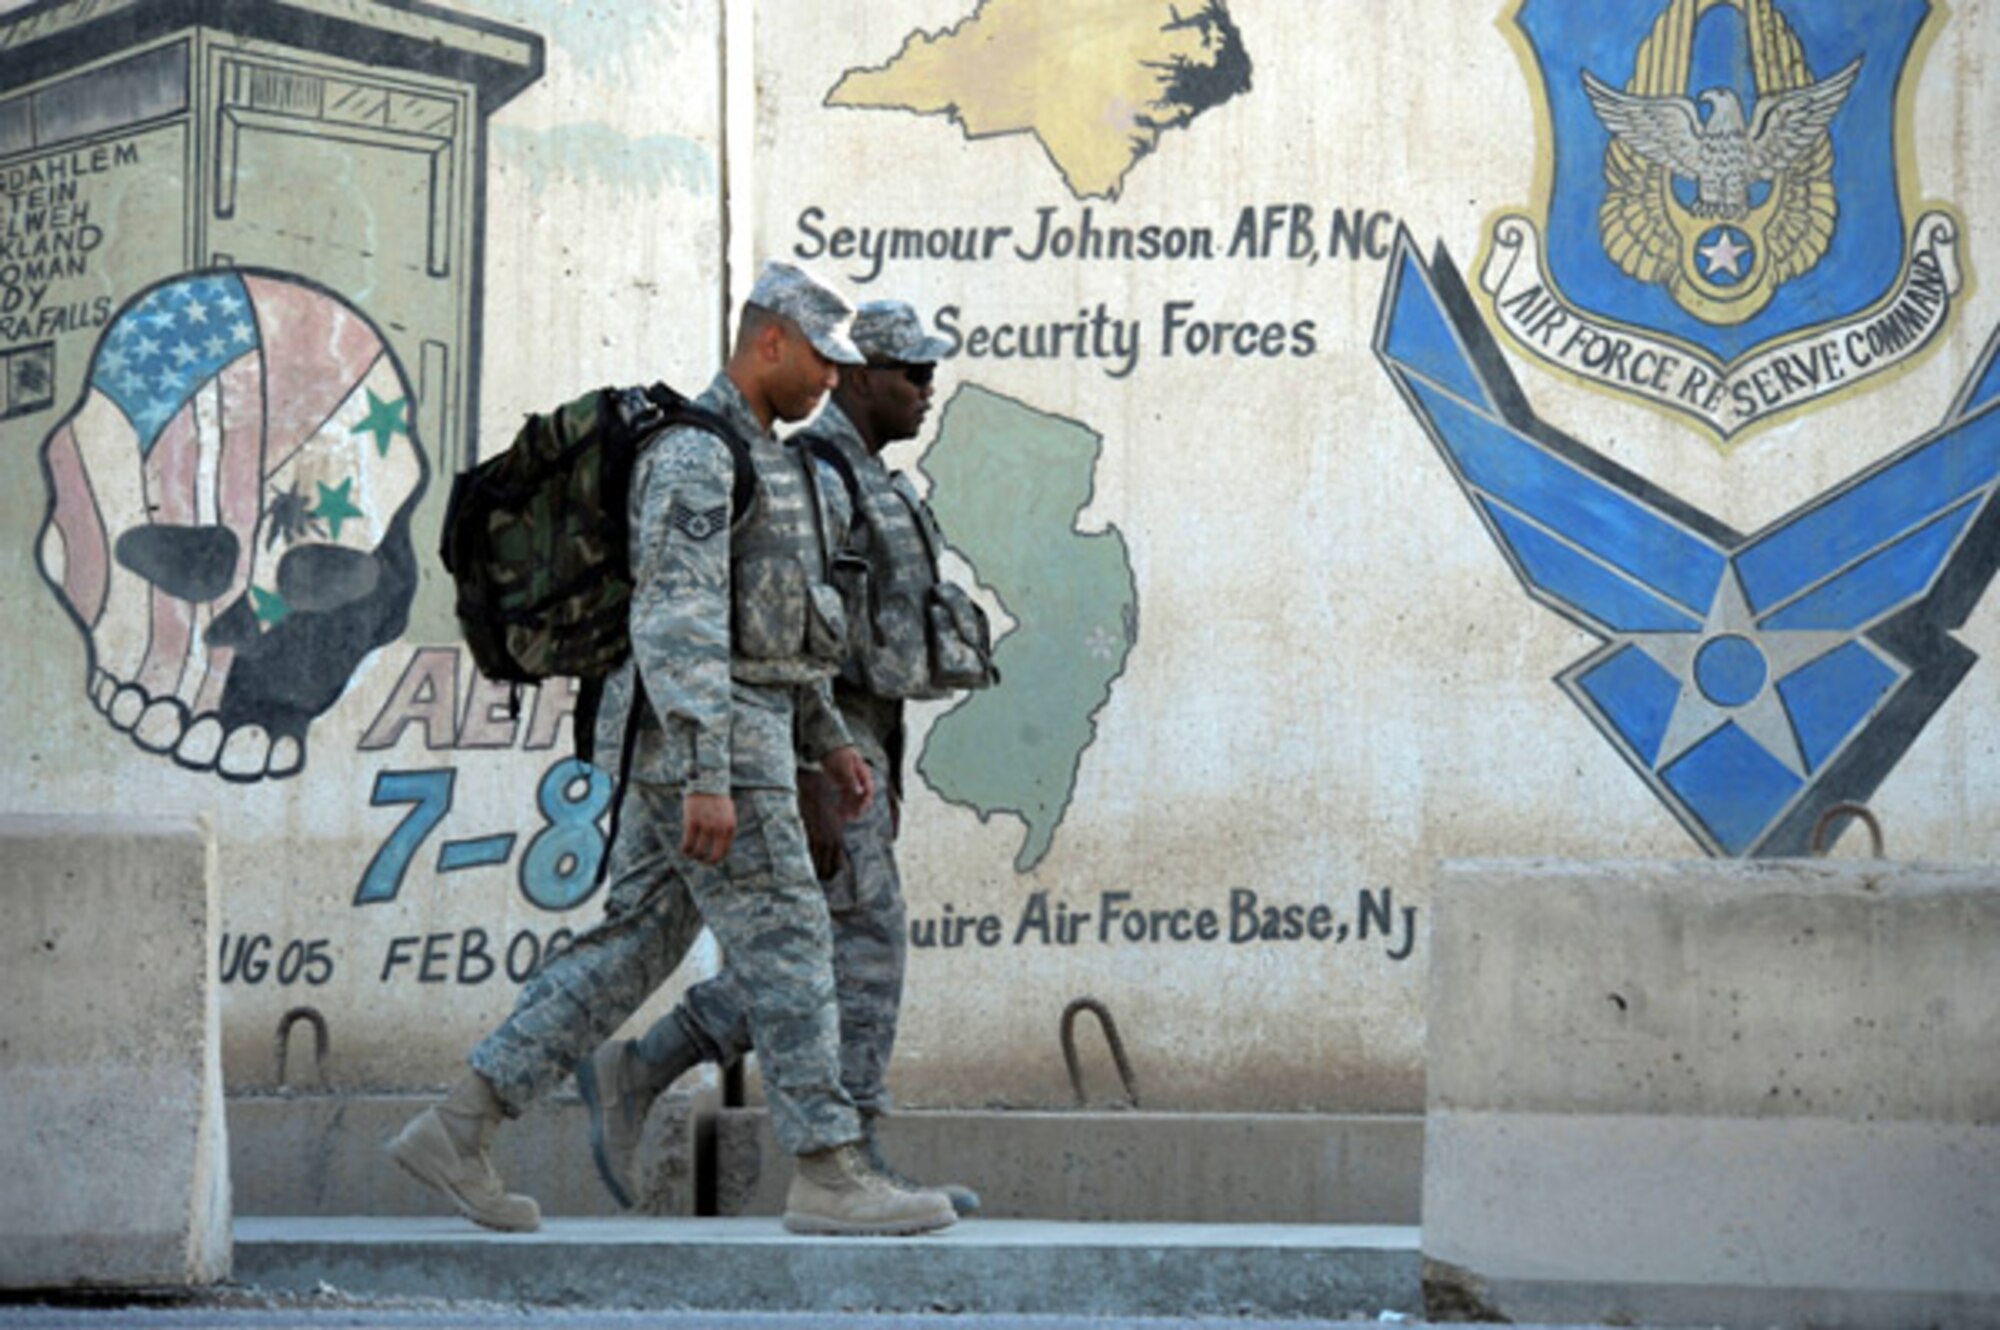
left=37, top=269, right=427, bottom=781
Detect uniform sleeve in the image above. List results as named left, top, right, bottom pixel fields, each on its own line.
left=795, top=676, right=854, bottom=765
left=629, top=428, right=736, bottom=794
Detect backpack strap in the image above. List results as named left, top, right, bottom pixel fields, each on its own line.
left=887, top=470, right=945, bottom=573
left=794, top=432, right=862, bottom=578
left=641, top=382, right=756, bottom=525
left=585, top=384, right=759, bottom=892
left=795, top=436, right=838, bottom=577
left=803, top=430, right=944, bottom=574
left=801, top=432, right=861, bottom=513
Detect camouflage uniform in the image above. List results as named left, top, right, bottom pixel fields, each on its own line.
left=470, top=370, right=866, bottom=1157
left=674, top=388, right=965, bottom=1117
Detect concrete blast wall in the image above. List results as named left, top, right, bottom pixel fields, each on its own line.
left=0, top=815, right=229, bottom=1290
left=1425, top=858, right=2000, bottom=1329
left=0, top=0, right=1998, bottom=1126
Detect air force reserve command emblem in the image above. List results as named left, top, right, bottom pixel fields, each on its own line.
left=1481, top=0, right=1963, bottom=444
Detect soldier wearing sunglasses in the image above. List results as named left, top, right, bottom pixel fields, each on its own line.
left=579, top=301, right=995, bottom=1217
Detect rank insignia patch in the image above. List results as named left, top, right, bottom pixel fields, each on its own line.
left=670, top=500, right=727, bottom=541
left=1482, top=0, right=1963, bottom=444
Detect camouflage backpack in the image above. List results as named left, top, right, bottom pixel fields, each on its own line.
left=440, top=382, right=752, bottom=753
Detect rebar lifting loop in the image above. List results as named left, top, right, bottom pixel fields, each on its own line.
left=274, top=1006, right=330, bottom=1090
left=1061, top=996, right=1139, bottom=1109
left=1810, top=802, right=1885, bottom=859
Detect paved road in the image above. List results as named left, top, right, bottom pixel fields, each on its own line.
left=0, top=1303, right=1473, bottom=1330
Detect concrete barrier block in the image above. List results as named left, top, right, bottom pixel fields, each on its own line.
left=230, top=1092, right=1414, bottom=1223
left=718, top=1108, right=1422, bottom=1222
left=230, top=1089, right=705, bottom=1218
left=1424, top=858, right=2000, bottom=1329
left=0, top=815, right=230, bottom=1288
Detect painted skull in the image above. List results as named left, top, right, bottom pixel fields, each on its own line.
left=36, top=269, right=427, bottom=781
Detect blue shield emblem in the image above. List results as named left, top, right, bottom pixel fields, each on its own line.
left=1484, top=0, right=1961, bottom=440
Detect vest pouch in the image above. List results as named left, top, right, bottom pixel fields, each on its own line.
left=804, top=579, right=849, bottom=667
left=827, top=551, right=869, bottom=664
left=859, top=587, right=943, bottom=699
left=828, top=549, right=870, bottom=628
left=734, top=553, right=810, bottom=660
left=926, top=581, right=998, bottom=690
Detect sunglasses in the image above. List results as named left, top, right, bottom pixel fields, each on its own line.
left=870, top=361, right=934, bottom=388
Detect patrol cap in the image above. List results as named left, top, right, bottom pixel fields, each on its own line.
left=745, top=260, right=864, bottom=364
left=850, top=300, right=954, bottom=365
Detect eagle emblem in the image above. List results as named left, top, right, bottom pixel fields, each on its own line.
left=1583, top=61, right=1858, bottom=224
left=1582, top=6, right=1859, bottom=326
left=1476, top=0, right=1961, bottom=441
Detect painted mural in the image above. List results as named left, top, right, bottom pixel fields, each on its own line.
left=1480, top=0, right=1961, bottom=442
left=38, top=270, right=425, bottom=779
left=0, top=0, right=684, bottom=910
left=914, top=384, right=1137, bottom=872
left=757, top=0, right=1436, bottom=1112
left=1379, top=236, right=2000, bottom=856
left=0, top=0, right=718, bottom=1092
left=793, top=2, right=1227, bottom=870
left=1384, top=0, right=1992, bottom=858
left=3, top=0, right=1996, bottom=1116
left=0, top=0, right=542, bottom=782
left=828, top=0, right=1252, bottom=202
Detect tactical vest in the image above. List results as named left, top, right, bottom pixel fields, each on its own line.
left=729, top=437, right=849, bottom=685
left=810, top=437, right=997, bottom=700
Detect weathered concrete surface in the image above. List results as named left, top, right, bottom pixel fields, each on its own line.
left=719, top=1109, right=1422, bottom=1223
left=0, top=816, right=230, bottom=1289
left=229, top=1090, right=707, bottom=1219
left=1, top=0, right=1999, bottom=1152
left=231, top=1096, right=1420, bottom=1223
left=232, top=1217, right=1421, bottom=1317
left=1424, top=858, right=2000, bottom=1329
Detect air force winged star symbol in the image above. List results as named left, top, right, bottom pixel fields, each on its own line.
left=1376, top=230, right=2000, bottom=857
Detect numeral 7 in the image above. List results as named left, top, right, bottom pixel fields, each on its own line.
left=354, top=769, right=455, bottom=905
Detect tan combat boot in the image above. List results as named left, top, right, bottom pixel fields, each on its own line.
left=385, top=1073, right=540, bottom=1232
left=782, top=1142, right=956, bottom=1236
left=576, top=1014, right=704, bottom=1209
left=862, top=1116, right=981, bottom=1217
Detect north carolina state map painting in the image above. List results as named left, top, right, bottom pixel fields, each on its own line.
left=828, top=0, right=1252, bottom=201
